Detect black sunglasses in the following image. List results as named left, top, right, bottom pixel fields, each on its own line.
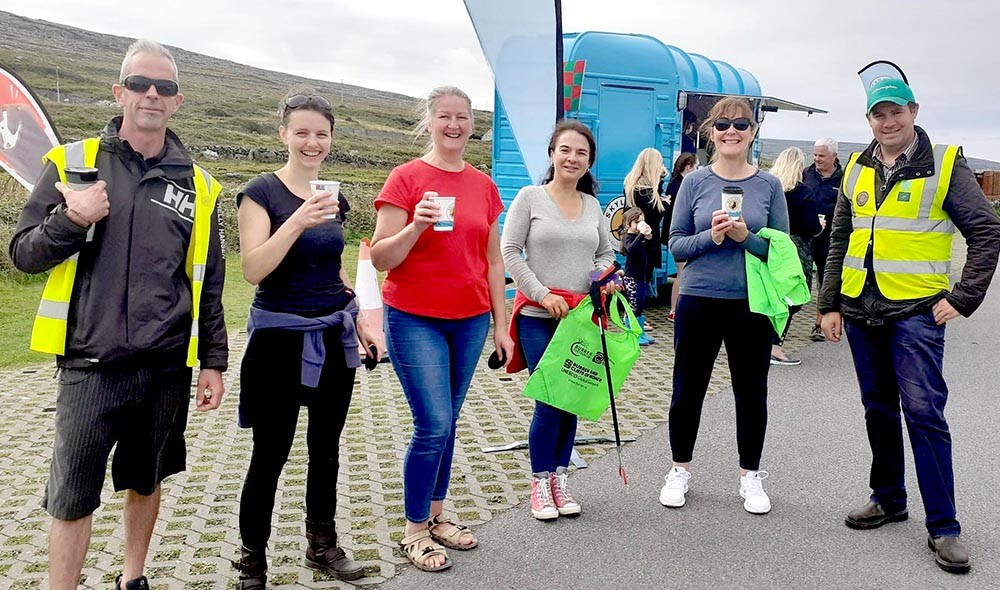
left=122, top=75, right=179, bottom=97
left=284, top=94, right=333, bottom=112
left=713, top=118, right=752, bottom=132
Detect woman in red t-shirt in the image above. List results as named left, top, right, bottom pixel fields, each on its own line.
left=371, top=86, right=514, bottom=572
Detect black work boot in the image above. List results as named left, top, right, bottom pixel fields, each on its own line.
left=845, top=500, right=908, bottom=530
left=231, top=546, right=267, bottom=590
left=928, top=535, right=971, bottom=574
left=114, top=575, right=149, bottom=590
left=304, top=520, right=364, bottom=580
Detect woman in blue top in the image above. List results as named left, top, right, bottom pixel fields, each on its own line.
left=231, top=87, right=384, bottom=589
left=660, top=97, right=789, bottom=515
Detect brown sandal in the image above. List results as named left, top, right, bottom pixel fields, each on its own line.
left=399, top=529, right=452, bottom=572
left=429, top=515, right=478, bottom=550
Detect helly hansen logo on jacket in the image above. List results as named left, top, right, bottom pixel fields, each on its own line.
left=151, top=180, right=195, bottom=222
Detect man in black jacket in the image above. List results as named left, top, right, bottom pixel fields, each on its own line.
left=819, top=73, right=1000, bottom=574
left=9, top=39, right=227, bottom=590
left=802, top=137, right=843, bottom=341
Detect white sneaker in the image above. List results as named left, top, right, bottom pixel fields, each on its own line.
left=740, top=470, right=771, bottom=514
left=659, top=466, right=691, bottom=508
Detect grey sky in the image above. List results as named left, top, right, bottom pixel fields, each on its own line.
left=5, top=0, right=1000, bottom=160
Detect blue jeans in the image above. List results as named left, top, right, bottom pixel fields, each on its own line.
left=517, top=314, right=578, bottom=474
left=385, top=305, right=490, bottom=523
left=844, top=309, right=959, bottom=537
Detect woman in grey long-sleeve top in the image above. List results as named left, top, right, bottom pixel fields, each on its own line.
left=659, top=97, right=789, bottom=516
left=501, top=120, right=615, bottom=521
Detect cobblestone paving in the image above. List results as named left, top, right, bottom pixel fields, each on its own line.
left=0, top=293, right=846, bottom=590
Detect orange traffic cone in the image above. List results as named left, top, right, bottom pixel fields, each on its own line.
left=355, top=237, right=385, bottom=356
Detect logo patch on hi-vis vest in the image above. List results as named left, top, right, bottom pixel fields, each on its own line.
left=856, top=191, right=870, bottom=207
left=897, top=192, right=911, bottom=202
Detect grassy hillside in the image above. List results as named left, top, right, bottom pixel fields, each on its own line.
left=0, top=10, right=493, bottom=278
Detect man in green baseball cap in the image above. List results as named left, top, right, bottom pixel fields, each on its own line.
left=820, top=63, right=1000, bottom=575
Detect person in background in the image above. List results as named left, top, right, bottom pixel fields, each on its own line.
left=624, top=148, right=667, bottom=342
left=371, top=86, right=514, bottom=572
left=502, top=119, right=616, bottom=520
left=663, top=153, right=698, bottom=321
left=660, top=97, right=788, bottom=515
left=767, top=147, right=821, bottom=366
left=621, top=207, right=654, bottom=345
left=231, top=87, right=385, bottom=589
left=8, top=39, right=228, bottom=590
left=820, top=73, right=1000, bottom=574
left=802, top=137, right=843, bottom=341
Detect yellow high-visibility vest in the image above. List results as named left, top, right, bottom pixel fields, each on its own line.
left=30, top=138, right=222, bottom=367
left=840, top=144, right=959, bottom=300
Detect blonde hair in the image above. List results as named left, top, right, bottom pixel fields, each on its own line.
left=769, top=146, right=805, bottom=193
left=699, top=97, right=756, bottom=163
left=413, top=86, right=473, bottom=153
left=120, top=39, right=178, bottom=83
left=623, top=148, right=666, bottom=212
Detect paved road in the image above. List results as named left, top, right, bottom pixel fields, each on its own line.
left=384, top=272, right=1000, bottom=590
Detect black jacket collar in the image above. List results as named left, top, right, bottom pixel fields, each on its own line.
left=806, top=161, right=844, bottom=183
left=100, top=116, right=193, bottom=173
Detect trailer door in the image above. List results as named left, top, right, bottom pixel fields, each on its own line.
left=596, top=85, right=656, bottom=198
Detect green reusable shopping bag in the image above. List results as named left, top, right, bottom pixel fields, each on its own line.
left=522, top=291, right=642, bottom=421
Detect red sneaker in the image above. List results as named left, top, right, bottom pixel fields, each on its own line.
left=550, top=471, right=581, bottom=516
left=531, top=475, right=558, bottom=520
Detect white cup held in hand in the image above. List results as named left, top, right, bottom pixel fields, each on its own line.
left=722, top=186, right=743, bottom=220
left=309, top=180, right=341, bottom=220
left=428, top=195, right=456, bottom=231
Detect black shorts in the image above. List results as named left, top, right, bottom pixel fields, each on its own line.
left=42, top=365, right=193, bottom=520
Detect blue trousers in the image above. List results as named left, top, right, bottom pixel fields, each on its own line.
left=844, top=309, right=959, bottom=537
left=385, top=306, right=490, bottom=523
left=517, top=314, right=578, bottom=474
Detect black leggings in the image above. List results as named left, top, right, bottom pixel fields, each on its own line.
left=669, top=295, right=773, bottom=470
left=238, top=327, right=356, bottom=551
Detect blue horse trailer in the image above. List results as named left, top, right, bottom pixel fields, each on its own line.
left=492, top=31, right=824, bottom=291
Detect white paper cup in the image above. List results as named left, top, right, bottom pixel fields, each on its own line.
left=310, top=180, right=341, bottom=220
left=722, top=187, right=743, bottom=220
left=429, top=195, right=456, bottom=231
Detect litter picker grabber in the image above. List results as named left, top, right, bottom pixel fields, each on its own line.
left=589, top=262, right=629, bottom=486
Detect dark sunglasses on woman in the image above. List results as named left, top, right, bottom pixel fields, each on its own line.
left=713, top=118, right=752, bottom=132
left=284, top=94, right=333, bottom=112
left=121, top=75, right=179, bottom=97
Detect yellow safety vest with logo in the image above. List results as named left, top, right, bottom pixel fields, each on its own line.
left=840, top=144, right=959, bottom=300
left=30, top=137, right=222, bottom=367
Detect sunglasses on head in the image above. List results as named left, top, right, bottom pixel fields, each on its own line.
left=284, top=94, right=333, bottom=112
left=713, top=118, right=752, bottom=132
left=122, top=75, right=179, bottom=97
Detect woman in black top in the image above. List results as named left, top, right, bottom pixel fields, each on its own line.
left=664, top=153, right=698, bottom=319
left=231, top=87, right=384, bottom=589
left=767, top=147, right=821, bottom=365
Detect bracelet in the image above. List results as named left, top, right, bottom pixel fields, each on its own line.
left=66, top=207, right=93, bottom=227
